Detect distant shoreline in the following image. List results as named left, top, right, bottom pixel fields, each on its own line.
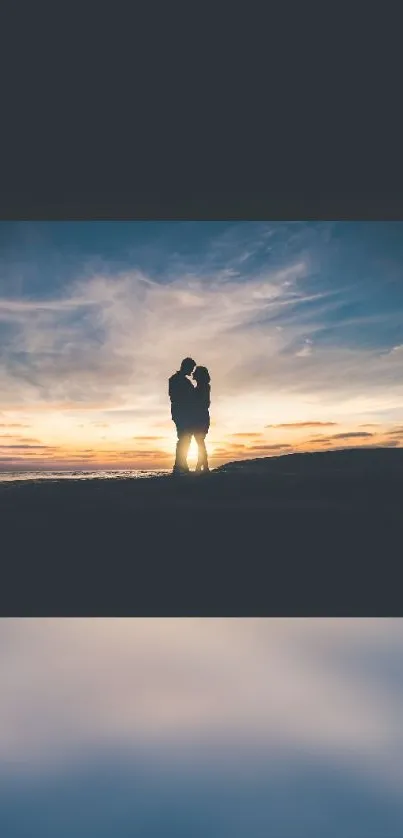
left=0, top=444, right=401, bottom=484
left=0, top=447, right=403, bottom=498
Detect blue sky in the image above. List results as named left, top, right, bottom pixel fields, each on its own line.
left=1, top=618, right=403, bottom=836
left=1, top=221, right=403, bottom=469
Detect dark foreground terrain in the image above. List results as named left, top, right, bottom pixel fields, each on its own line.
left=1, top=447, right=402, bottom=614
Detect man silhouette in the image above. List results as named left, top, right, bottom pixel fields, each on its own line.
left=169, top=357, right=196, bottom=474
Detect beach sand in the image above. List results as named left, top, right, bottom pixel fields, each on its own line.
left=1, top=447, right=402, bottom=615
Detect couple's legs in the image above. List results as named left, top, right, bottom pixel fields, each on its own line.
left=174, top=429, right=192, bottom=472
left=173, top=426, right=209, bottom=473
left=195, top=434, right=209, bottom=472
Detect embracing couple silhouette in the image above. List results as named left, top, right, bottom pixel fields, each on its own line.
left=169, top=358, right=211, bottom=475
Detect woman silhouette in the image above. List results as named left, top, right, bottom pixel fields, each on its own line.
left=192, top=366, right=211, bottom=473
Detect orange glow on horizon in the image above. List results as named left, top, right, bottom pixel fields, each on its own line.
left=0, top=419, right=400, bottom=473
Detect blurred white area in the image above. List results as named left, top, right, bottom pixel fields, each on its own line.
left=1, top=618, right=402, bottom=790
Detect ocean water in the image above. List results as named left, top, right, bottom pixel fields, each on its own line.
left=0, top=469, right=170, bottom=484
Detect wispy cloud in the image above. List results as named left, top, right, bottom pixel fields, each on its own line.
left=0, top=423, right=30, bottom=428
left=386, top=427, right=403, bottom=437
left=132, top=435, right=164, bottom=441
left=0, top=296, right=95, bottom=315
left=229, top=432, right=262, bottom=438
left=267, top=422, right=339, bottom=429
left=328, top=432, right=374, bottom=440
left=0, top=262, right=315, bottom=417
left=0, top=443, right=56, bottom=450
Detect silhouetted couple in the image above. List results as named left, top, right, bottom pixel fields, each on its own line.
left=169, top=358, right=211, bottom=475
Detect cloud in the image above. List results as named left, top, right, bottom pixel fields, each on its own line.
left=243, top=444, right=292, bottom=452
left=213, top=444, right=248, bottom=454
left=328, top=432, right=374, bottom=440
left=98, top=449, right=171, bottom=465
left=0, top=423, right=30, bottom=428
left=229, top=432, right=262, bottom=438
left=0, top=444, right=56, bottom=450
left=386, top=427, right=403, bottom=437
left=214, top=442, right=294, bottom=458
left=0, top=262, right=324, bottom=419
left=0, top=296, right=95, bottom=316
left=132, top=435, right=164, bottom=441
left=306, top=432, right=375, bottom=446
left=267, top=422, right=339, bottom=429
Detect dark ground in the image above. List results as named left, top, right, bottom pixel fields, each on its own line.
left=1, top=447, right=402, bottom=615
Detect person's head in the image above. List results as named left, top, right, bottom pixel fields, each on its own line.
left=193, top=365, right=210, bottom=386
left=180, top=357, right=196, bottom=376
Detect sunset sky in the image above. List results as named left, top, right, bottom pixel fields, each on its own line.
left=2, top=618, right=403, bottom=835
left=1, top=220, right=403, bottom=470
